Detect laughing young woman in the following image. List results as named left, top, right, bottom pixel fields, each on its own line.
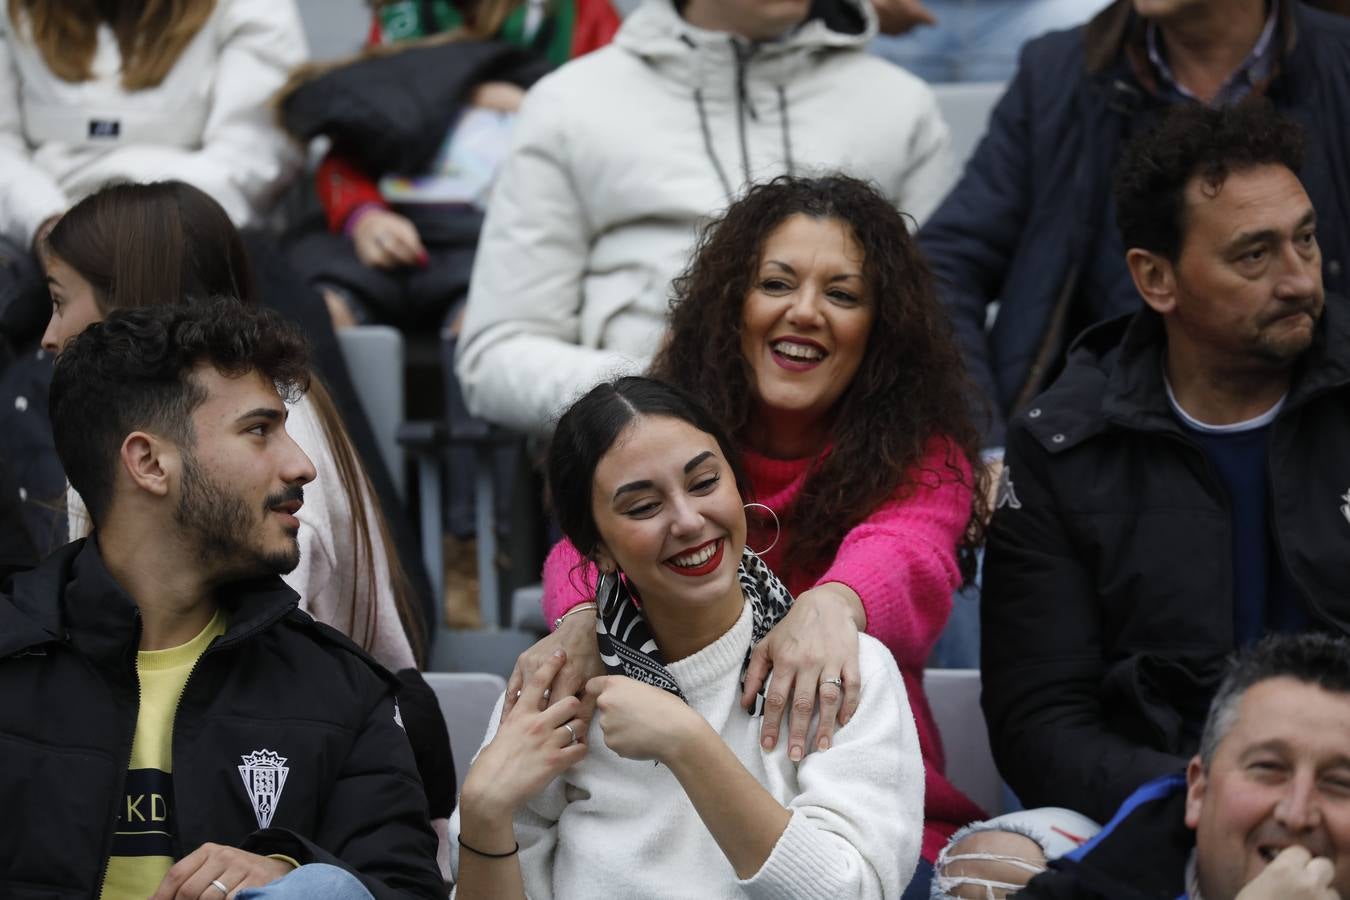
left=513, top=174, right=991, bottom=888
left=451, top=376, right=923, bottom=898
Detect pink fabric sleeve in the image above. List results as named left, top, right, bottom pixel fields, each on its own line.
left=814, top=438, right=973, bottom=670
left=541, top=538, right=600, bottom=629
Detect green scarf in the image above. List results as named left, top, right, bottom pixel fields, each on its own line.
left=376, top=0, right=578, bottom=66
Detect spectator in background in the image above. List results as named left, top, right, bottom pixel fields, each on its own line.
left=287, top=0, right=621, bottom=331
left=455, top=0, right=951, bottom=434
left=511, top=175, right=988, bottom=898
left=451, top=377, right=925, bottom=899
left=919, top=0, right=1350, bottom=468
left=278, top=0, right=621, bottom=625
left=933, top=101, right=1350, bottom=897
left=1014, top=633, right=1350, bottom=900
left=0, top=300, right=443, bottom=899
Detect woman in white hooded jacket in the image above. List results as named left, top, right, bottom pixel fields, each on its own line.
left=455, top=0, right=951, bottom=434
left=0, top=0, right=305, bottom=250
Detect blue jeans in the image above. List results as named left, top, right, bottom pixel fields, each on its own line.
left=871, top=0, right=1109, bottom=82
left=236, top=864, right=374, bottom=900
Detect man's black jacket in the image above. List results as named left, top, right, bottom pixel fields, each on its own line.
left=0, top=539, right=443, bottom=900
left=919, top=0, right=1350, bottom=445
left=1020, top=774, right=1193, bottom=899
left=982, top=299, right=1350, bottom=823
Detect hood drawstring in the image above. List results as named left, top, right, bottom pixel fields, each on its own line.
left=692, top=47, right=797, bottom=202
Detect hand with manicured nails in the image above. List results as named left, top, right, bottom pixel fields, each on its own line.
left=506, top=612, right=606, bottom=714
left=585, top=675, right=708, bottom=764
left=461, top=650, right=590, bottom=823
left=148, top=843, right=292, bottom=900
left=740, top=583, right=863, bottom=761
left=351, top=208, right=428, bottom=270
left=1236, top=846, right=1340, bottom=900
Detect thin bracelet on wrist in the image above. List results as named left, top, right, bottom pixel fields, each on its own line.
left=553, top=602, right=598, bottom=630
left=457, top=834, right=519, bottom=858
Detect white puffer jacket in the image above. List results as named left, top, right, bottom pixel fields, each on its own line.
left=0, top=0, right=306, bottom=245
left=456, top=0, right=951, bottom=434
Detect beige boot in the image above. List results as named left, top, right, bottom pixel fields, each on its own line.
left=442, top=535, right=482, bottom=629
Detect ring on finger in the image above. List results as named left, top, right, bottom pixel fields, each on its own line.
left=819, top=675, right=843, bottom=688
left=210, top=879, right=230, bottom=896
left=563, top=721, right=578, bottom=745
left=542, top=688, right=551, bottom=701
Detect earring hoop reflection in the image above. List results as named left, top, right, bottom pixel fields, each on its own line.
left=743, top=502, right=781, bottom=556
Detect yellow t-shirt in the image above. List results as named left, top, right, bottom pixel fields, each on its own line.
left=100, top=611, right=226, bottom=900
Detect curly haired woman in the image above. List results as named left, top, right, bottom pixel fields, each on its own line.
left=512, top=174, right=992, bottom=896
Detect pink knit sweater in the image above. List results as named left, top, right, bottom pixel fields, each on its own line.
left=541, top=437, right=986, bottom=861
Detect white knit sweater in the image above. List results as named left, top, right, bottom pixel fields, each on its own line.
left=450, top=600, right=924, bottom=899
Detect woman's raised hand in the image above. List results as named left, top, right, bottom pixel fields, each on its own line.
left=585, top=675, right=706, bottom=764
left=460, top=650, right=589, bottom=822
left=740, top=583, right=864, bottom=761
left=506, top=612, right=606, bottom=712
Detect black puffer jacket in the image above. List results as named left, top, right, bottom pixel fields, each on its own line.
left=0, top=538, right=443, bottom=900
left=982, top=300, right=1350, bottom=823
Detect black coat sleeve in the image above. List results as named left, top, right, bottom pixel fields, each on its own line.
left=918, top=48, right=1039, bottom=448
left=979, top=421, right=1186, bottom=821
left=243, top=688, right=445, bottom=900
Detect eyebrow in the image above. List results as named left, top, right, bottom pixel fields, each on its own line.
left=612, top=451, right=718, bottom=499
left=763, top=260, right=863, bottom=283
left=234, top=407, right=285, bottom=426
left=1228, top=209, right=1318, bottom=250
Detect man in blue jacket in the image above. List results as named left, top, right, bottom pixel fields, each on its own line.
left=919, top=0, right=1350, bottom=456
left=1018, top=632, right=1350, bottom=900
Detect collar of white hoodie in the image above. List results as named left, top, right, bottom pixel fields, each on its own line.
left=614, top=0, right=878, bottom=91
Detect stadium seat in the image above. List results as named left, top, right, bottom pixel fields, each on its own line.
left=923, top=667, right=1003, bottom=813
left=423, top=671, right=506, bottom=793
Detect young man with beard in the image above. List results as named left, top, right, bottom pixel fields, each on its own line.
left=932, top=100, right=1350, bottom=897
left=0, top=300, right=443, bottom=899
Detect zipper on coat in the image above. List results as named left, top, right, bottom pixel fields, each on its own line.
left=95, top=610, right=144, bottom=899
left=165, top=612, right=285, bottom=858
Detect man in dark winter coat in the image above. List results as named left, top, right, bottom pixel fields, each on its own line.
left=934, top=100, right=1350, bottom=897
left=920, top=0, right=1350, bottom=454
left=0, top=300, right=443, bottom=900
left=1019, top=632, right=1350, bottom=900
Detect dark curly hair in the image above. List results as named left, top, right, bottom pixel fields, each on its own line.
left=651, top=174, right=988, bottom=580
left=1114, top=98, right=1305, bottom=261
left=50, top=298, right=310, bottom=526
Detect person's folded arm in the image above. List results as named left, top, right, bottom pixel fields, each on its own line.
left=917, top=52, right=1040, bottom=448
left=980, top=425, right=1186, bottom=822
left=815, top=436, right=972, bottom=669
left=453, top=75, right=641, bottom=434
left=0, top=18, right=67, bottom=246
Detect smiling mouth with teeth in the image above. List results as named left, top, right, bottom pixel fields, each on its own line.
left=772, top=340, right=826, bottom=362
left=670, top=540, right=718, bottom=567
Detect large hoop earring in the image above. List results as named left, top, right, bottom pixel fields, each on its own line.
left=743, top=502, right=780, bottom=556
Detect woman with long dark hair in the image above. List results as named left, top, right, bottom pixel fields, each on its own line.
left=452, top=376, right=924, bottom=898
left=516, top=174, right=991, bottom=888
